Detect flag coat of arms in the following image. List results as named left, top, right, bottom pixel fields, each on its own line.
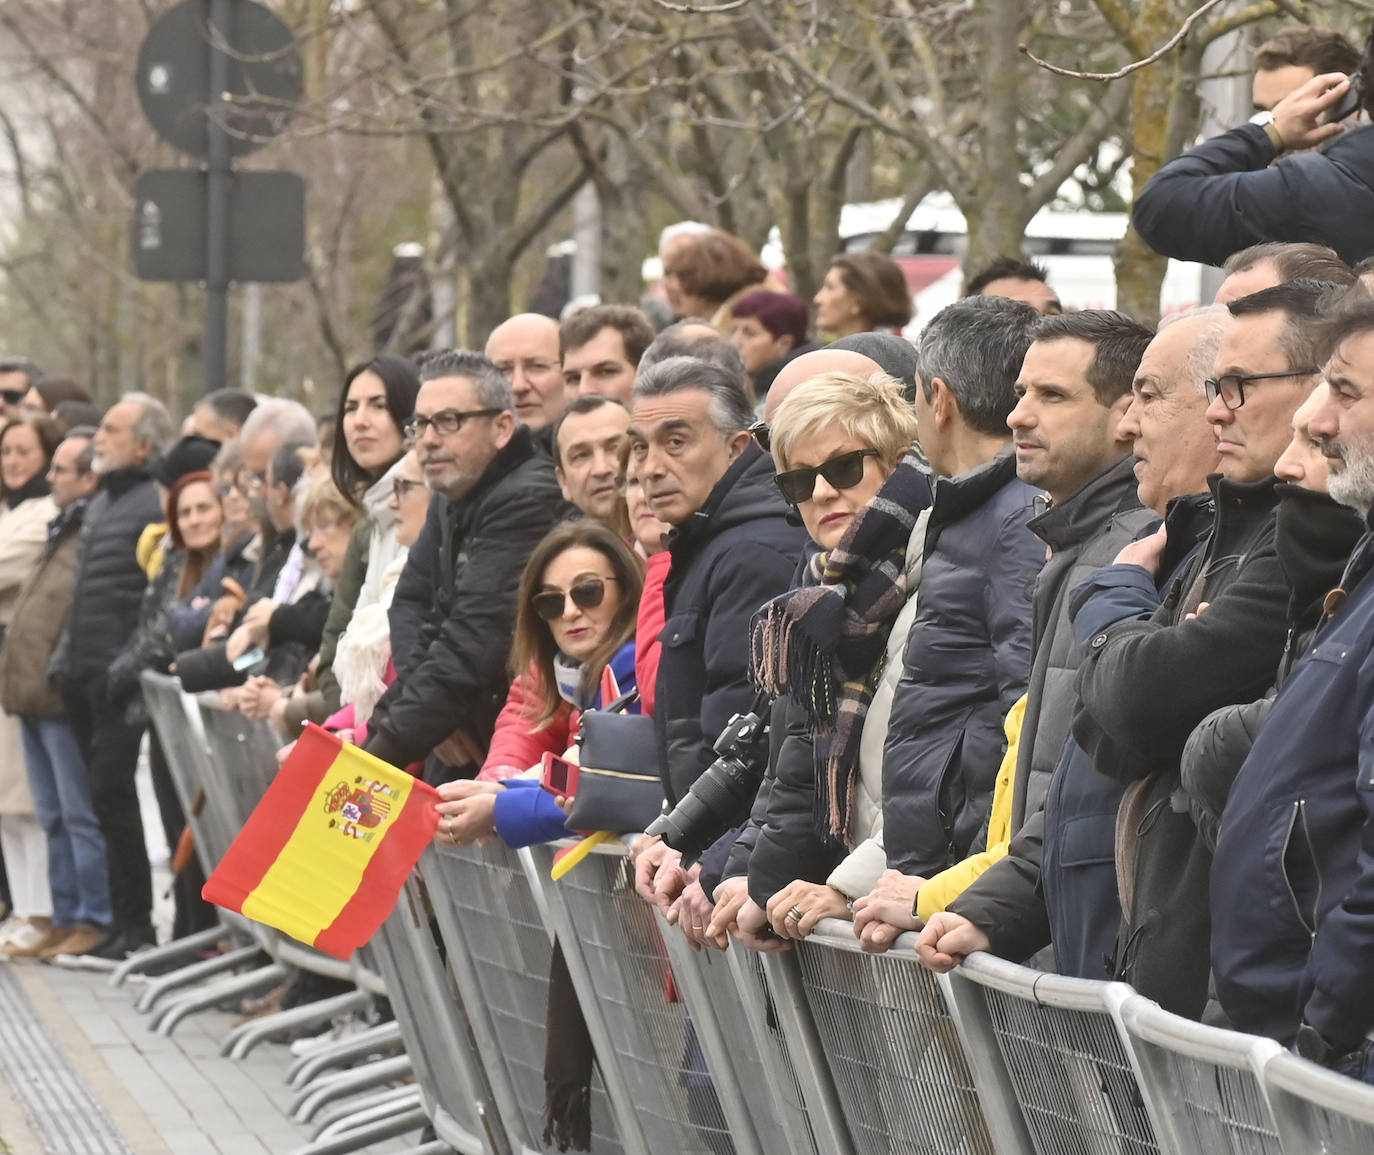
left=204, top=722, right=439, bottom=958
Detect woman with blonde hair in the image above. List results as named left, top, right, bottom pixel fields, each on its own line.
left=703, top=371, right=934, bottom=949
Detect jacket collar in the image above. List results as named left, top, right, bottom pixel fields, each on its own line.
left=1028, top=454, right=1142, bottom=552
left=928, top=447, right=1022, bottom=529
left=99, top=463, right=153, bottom=498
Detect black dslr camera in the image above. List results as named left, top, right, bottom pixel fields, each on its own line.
left=645, top=694, right=771, bottom=860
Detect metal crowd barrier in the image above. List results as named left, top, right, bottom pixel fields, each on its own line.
left=142, top=671, right=1374, bottom=1155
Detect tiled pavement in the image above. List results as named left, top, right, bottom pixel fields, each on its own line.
left=0, top=959, right=417, bottom=1155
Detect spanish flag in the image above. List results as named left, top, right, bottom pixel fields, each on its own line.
left=203, top=723, right=439, bottom=959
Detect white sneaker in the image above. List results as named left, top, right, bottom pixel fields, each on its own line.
left=0, top=916, right=19, bottom=946
left=0, top=917, right=53, bottom=958
left=289, top=1017, right=367, bottom=1058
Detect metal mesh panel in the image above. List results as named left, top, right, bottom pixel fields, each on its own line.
left=195, top=703, right=279, bottom=830
left=537, top=847, right=737, bottom=1155
left=795, top=940, right=992, bottom=1155
left=424, top=841, right=622, bottom=1154
left=1143, top=1048, right=1280, bottom=1154
left=1265, top=1050, right=1374, bottom=1153
left=140, top=673, right=226, bottom=869
left=978, top=985, right=1157, bottom=1155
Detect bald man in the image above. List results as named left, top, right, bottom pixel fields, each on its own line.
left=486, top=313, right=566, bottom=432
left=763, top=348, right=882, bottom=420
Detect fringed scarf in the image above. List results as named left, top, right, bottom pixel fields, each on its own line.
left=751, top=448, right=932, bottom=842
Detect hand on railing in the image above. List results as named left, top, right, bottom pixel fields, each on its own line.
left=733, top=897, right=789, bottom=953
left=668, top=874, right=715, bottom=952
left=704, top=877, right=749, bottom=950
left=435, top=779, right=503, bottom=845
left=914, top=912, right=991, bottom=973
left=766, top=881, right=851, bottom=941
left=632, top=837, right=686, bottom=912
left=852, top=869, right=926, bottom=953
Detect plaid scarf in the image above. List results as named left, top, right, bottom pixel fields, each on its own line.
left=751, top=448, right=932, bottom=841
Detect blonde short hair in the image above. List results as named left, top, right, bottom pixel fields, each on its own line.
left=768, top=372, right=919, bottom=473
left=299, top=474, right=360, bottom=533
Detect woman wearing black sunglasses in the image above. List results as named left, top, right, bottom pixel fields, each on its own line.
left=704, top=371, right=933, bottom=950
left=433, top=520, right=645, bottom=847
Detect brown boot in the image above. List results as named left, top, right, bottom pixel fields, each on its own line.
left=37, top=924, right=108, bottom=961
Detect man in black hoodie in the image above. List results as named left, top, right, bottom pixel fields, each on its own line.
left=366, top=351, right=570, bottom=784
left=50, top=392, right=173, bottom=960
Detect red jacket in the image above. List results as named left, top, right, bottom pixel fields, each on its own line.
left=636, top=552, right=670, bottom=717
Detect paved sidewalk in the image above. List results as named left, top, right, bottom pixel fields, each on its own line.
left=0, top=960, right=415, bottom=1155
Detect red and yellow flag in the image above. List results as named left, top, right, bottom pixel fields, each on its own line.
left=203, top=723, right=439, bottom=959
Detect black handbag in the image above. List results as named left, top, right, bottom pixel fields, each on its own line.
left=565, top=689, right=665, bottom=834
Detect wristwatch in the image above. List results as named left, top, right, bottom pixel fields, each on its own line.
left=1294, top=1021, right=1345, bottom=1066
left=1251, top=110, right=1286, bottom=153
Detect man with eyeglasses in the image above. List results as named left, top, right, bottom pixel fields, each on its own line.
left=485, top=313, right=566, bottom=439
left=365, top=350, right=569, bottom=783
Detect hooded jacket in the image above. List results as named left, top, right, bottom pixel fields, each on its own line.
left=881, top=450, right=1042, bottom=876
left=654, top=443, right=805, bottom=805
left=1066, top=473, right=1290, bottom=1019
left=1212, top=514, right=1374, bottom=1049
left=1132, top=122, right=1374, bottom=267
left=365, top=426, right=571, bottom=779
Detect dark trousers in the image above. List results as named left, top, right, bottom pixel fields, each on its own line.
left=147, top=735, right=217, bottom=939
left=63, top=676, right=152, bottom=935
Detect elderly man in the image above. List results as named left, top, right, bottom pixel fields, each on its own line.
left=486, top=313, right=566, bottom=436
left=367, top=351, right=569, bottom=782
left=1210, top=292, right=1374, bottom=1077
left=49, top=393, right=173, bottom=961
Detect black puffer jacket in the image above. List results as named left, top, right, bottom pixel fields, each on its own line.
left=1068, top=473, right=1290, bottom=1019
left=881, top=450, right=1042, bottom=875
left=1181, top=486, right=1364, bottom=851
left=655, top=445, right=805, bottom=805
left=365, top=427, right=571, bottom=779
left=108, top=543, right=186, bottom=725
left=49, top=466, right=163, bottom=688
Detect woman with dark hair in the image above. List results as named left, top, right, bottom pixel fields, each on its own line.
left=20, top=378, right=91, bottom=419
left=434, top=520, right=645, bottom=847
left=663, top=228, right=772, bottom=329
left=0, top=415, right=62, bottom=955
left=813, top=251, right=914, bottom=338
left=270, top=355, right=420, bottom=733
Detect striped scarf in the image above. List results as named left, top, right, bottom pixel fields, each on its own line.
left=751, top=448, right=932, bottom=841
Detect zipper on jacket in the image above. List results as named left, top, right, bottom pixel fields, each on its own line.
left=1279, top=800, right=1322, bottom=940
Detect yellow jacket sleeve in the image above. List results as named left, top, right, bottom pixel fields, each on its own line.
left=916, top=694, right=1026, bottom=924
left=136, top=523, right=169, bottom=579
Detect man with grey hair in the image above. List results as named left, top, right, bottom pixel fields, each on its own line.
left=366, top=350, right=569, bottom=782
left=628, top=355, right=804, bottom=919
left=236, top=396, right=317, bottom=496
left=49, top=390, right=174, bottom=960
left=638, top=322, right=748, bottom=388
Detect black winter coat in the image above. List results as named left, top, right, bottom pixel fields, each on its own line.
left=366, top=427, right=571, bottom=779
left=1067, top=473, right=1290, bottom=1019
left=1132, top=122, right=1374, bottom=267
left=881, top=450, right=1042, bottom=875
left=50, top=466, right=163, bottom=687
left=655, top=445, right=805, bottom=805
left=108, top=545, right=186, bottom=724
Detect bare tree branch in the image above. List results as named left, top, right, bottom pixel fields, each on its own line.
left=1021, top=0, right=1230, bottom=82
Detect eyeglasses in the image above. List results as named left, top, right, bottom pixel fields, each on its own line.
left=392, top=477, right=426, bottom=502
left=748, top=420, right=771, bottom=453
left=1203, top=368, right=1318, bottom=411
left=242, top=472, right=266, bottom=492
left=774, top=449, right=880, bottom=505
left=532, top=576, right=619, bottom=621
left=404, top=408, right=502, bottom=439
left=0, top=390, right=23, bottom=406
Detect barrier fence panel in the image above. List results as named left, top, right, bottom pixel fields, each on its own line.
left=367, top=876, right=501, bottom=1155
left=1262, top=1049, right=1374, bottom=1153
left=524, top=840, right=747, bottom=1155
left=952, top=952, right=1161, bottom=1155
left=791, top=920, right=1015, bottom=1155
left=1117, top=996, right=1283, bottom=1155
left=141, top=672, right=227, bottom=873
left=420, top=841, right=623, bottom=1155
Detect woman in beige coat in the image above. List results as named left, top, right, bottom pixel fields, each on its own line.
left=0, top=415, right=61, bottom=954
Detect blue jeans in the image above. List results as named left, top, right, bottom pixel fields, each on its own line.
left=1333, top=1040, right=1374, bottom=1085
left=21, top=716, right=112, bottom=929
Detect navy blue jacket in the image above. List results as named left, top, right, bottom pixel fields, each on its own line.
left=1132, top=122, right=1374, bottom=267
left=882, top=450, right=1042, bottom=875
left=655, top=444, right=804, bottom=805
left=1213, top=522, right=1374, bottom=1049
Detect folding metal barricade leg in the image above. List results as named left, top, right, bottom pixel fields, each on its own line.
left=1116, top=995, right=1284, bottom=1155
left=789, top=920, right=1025, bottom=1155
left=365, top=873, right=506, bottom=1155
left=1261, top=1048, right=1374, bottom=1153
left=419, top=841, right=624, bottom=1155
left=949, top=951, right=1166, bottom=1155
left=525, top=839, right=749, bottom=1155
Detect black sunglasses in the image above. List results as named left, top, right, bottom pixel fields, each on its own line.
left=748, top=420, right=771, bottom=453
left=774, top=449, right=880, bottom=505
left=532, top=576, right=619, bottom=621
left=0, top=389, right=23, bottom=406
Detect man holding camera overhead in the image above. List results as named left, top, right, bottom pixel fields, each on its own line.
left=1133, top=44, right=1374, bottom=267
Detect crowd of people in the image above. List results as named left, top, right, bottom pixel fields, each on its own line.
left=4, top=24, right=1374, bottom=1140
